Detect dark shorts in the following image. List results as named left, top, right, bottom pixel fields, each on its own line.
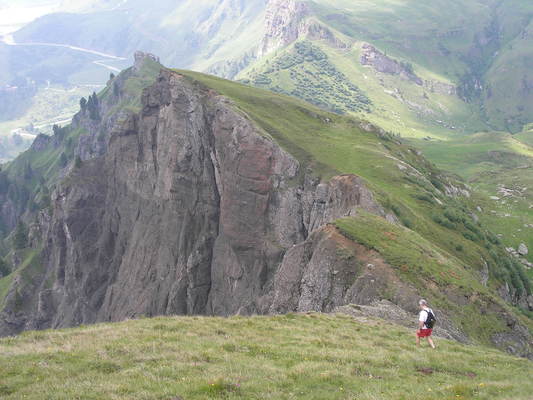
left=417, top=329, right=433, bottom=338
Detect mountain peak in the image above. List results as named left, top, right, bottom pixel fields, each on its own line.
left=133, top=51, right=160, bottom=71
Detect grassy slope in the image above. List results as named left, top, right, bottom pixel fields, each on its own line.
left=238, top=0, right=533, bottom=140
left=1, top=314, right=532, bottom=400
left=334, top=214, right=528, bottom=342
left=177, top=70, right=531, bottom=339
left=0, top=248, right=41, bottom=307
left=415, top=133, right=533, bottom=269
left=310, top=0, right=533, bottom=133
left=1, top=64, right=530, bottom=346
left=239, top=39, right=481, bottom=140
left=178, top=70, right=505, bottom=270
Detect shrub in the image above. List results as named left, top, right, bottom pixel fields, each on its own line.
left=464, top=221, right=481, bottom=235
left=430, top=177, right=445, bottom=192
left=444, top=208, right=464, bottom=223
left=13, top=222, right=28, bottom=249
left=0, top=258, right=10, bottom=277
left=400, top=216, right=413, bottom=228
left=414, top=193, right=435, bottom=204
left=462, top=231, right=477, bottom=242
left=391, top=204, right=402, bottom=216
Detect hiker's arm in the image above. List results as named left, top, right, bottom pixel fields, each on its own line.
left=417, top=311, right=426, bottom=331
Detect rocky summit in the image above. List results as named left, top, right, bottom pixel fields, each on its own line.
left=0, top=54, right=531, bottom=360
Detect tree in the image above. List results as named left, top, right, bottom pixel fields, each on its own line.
left=113, top=81, right=120, bottom=97
left=79, top=97, right=87, bottom=112
left=23, top=161, right=33, bottom=181
left=0, top=258, right=9, bottom=277
left=59, top=152, right=68, bottom=167
left=109, top=72, right=115, bottom=80
left=87, top=92, right=100, bottom=120
left=13, top=222, right=28, bottom=250
left=74, top=156, right=82, bottom=169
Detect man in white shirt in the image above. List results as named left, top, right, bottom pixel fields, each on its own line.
left=416, top=299, right=436, bottom=348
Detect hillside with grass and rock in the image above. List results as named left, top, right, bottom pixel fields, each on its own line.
left=0, top=54, right=531, bottom=360
left=4, top=2, right=532, bottom=253
left=1, top=312, right=532, bottom=400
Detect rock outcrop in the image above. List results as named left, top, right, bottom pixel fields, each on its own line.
left=258, top=0, right=347, bottom=58
left=360, top=43, right=458, bottom=96
left=259, top=0, right=310, bottom=57
left=360, top=43, right=423, bottom=85
left=0, top=66, right=391, bottom=334
left=0, top=63, right=531, bottom=359
left=518, top=243, right=529, bottom=256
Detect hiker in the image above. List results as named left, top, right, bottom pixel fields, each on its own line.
left=416, top=299, right=436, bottom=348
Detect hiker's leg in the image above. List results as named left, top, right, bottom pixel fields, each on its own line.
left=415, top=332, right=420, bottom=346
left=427, top=336, right=436, bottom=349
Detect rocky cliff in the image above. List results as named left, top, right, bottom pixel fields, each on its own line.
left=0, top=57, right=531, bottom=358
left=0, top=60, right=394, bottom=333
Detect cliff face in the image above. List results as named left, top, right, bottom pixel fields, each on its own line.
left=0, top=65, right=394, bottom=334
left=0, top=60, right=531, bottom=358
left=258, top=0, right=347, bottom=58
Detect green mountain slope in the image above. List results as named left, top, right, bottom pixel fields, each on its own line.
left=415, top=132, right=533, bottom=271
left=240, top=0, right=533, bottom=136
left=231, top=0, right=533, bottom=278
left=179, top=70, right=532, bottom=300
left=1, top=313, right=532, bottom=400
left=0, top=59, right=530, bottom=356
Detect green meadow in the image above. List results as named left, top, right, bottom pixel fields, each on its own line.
left=1, top=313, right=531, bottom=400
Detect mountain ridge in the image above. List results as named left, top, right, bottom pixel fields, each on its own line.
left=0, top=54, right=531, bottom=358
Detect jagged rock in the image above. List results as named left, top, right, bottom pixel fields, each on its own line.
left=443, top=182, right=470, bottom=198
left=518, top=243, right=529, bottom=256
left=133, top=51, right=160, bottom=71
left=423, top=79, right=457, bottom=96
left=258, top=0, right=346, bottom=59
left=0, top=65, right=530, bottom=359
left=360, top=43, right=423, bottom=85
left=0, top=69, right=388, bottom=334
left=259, top=0, right=309, bottom=57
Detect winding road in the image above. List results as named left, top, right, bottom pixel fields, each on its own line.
left=1, top=33, right=127, bottom=72
left=0, top=34, right=127, bottom=141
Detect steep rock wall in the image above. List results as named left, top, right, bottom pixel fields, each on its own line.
left=0, top=68, right=388, bottom=334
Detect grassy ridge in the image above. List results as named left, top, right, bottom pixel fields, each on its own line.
left=177, top=70, right=529, bottom=293
left=333, top=214, right=527, bottom=343
left=1, top=314, right=531, bottom=400
left=414, top=133, right=533, bottom=270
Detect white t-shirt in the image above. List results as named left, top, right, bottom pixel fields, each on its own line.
left=419, top=308, right=434, bottom=329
